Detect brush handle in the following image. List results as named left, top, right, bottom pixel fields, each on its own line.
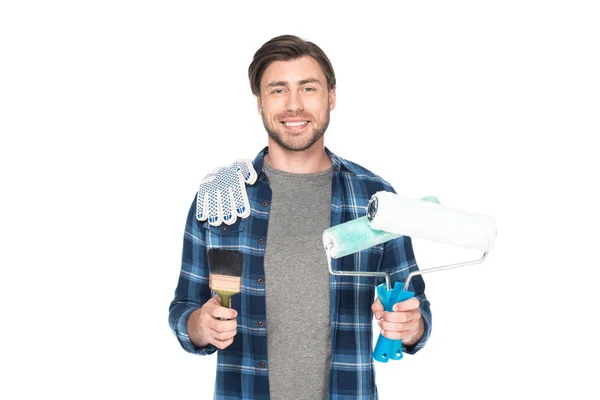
left=219, top=293, right=233, bottom=308
left=373, top=282, right=415, bottom=362
left=214, top=291, right=235, bottom=321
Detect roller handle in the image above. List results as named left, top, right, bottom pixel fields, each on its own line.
left=373, top=282, right=415, bottom=362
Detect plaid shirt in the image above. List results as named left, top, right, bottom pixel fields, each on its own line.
left=169, top=147, right=432, bottom=399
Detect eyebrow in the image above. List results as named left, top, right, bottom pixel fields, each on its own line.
left=266, top=78, right=324, bottom=88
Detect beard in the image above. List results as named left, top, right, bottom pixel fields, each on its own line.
left=262, top=109, right=330, bottom=152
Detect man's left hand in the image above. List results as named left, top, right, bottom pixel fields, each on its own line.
left=371, top=297, right=424, bottom=346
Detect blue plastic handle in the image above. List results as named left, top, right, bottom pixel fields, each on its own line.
left=373, top=282, right=415, bottom=362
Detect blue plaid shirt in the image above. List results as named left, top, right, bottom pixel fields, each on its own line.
left=169, top=147, right=432, bottom=399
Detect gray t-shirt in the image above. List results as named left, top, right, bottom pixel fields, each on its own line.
left=262, top=160, right=334, bottom=400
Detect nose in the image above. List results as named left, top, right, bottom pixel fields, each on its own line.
left=285, top=90, right=304, bottom=112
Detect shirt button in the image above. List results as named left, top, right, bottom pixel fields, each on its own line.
left=221, top=226, right=227, bottom=231
left=262, top=201, right=268, bottom=207
left=260, top=174, right=265, bottom=180
left=258, top=238, right=264, bottom=244
left=259, top=362, right=265, bottom=368
left=257, top=278, right=264, bottom=284
left=258, top=321, right=264, bottom=327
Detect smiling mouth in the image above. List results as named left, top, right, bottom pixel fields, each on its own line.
left=282, top=121, right=309, bottom=127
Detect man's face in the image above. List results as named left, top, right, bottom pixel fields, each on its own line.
left=257, top=56, right=336, bottom=152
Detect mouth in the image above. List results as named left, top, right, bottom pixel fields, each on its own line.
left=281, top=120, right=310, bottom=132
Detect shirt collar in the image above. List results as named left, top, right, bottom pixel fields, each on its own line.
left=252, top=146, right=355, bottom=175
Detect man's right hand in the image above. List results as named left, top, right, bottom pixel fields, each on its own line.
left=187, top=294, right=238, bottom=349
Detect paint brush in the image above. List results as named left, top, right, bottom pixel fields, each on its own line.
left=208, top=248, right=244, bottom=310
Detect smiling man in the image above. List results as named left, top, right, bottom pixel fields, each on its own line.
left=169, top=35, right=432, bottom=399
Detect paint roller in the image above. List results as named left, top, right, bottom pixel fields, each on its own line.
left=322, top=190, right=497, bottom=362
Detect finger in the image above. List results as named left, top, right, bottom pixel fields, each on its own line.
left=393, top=297, right=420, bottom=312
left=378, top=319, right=419, bottom=335
left=212, top=318, right=238, bottom=332
left=380, top=328, right=414, bottom=342
left=382, top=309, right=420, bottom=323
left=208, top=327, right=238, bottom=341
left=207, top=304, right=238, bottom=320
left=371, top=298, right=384, bottom=320
left=210, top=337, right=235, bottom=350
left=204, top=295, right=238, bottom=317
left=206, top=294, right=223, bottom=306
left=207, top=293, right=221, bottom=306
left=201, top=312, right=237, bottom=331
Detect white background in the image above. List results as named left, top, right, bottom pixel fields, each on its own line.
left=1, top=1, right=599, bottom=399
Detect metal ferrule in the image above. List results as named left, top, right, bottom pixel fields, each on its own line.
left=366, top=196, right=378, bottom=222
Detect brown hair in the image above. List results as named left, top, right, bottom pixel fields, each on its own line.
left=248, top=34, right=336, bottom=97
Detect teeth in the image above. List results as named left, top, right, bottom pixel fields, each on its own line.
left=284, top=121, right=307, bottom=127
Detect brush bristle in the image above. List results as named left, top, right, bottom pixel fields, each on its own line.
left=208, top=248, right=244, bottom=277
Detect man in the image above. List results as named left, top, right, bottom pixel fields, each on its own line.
left=169, top=34, right=432, bottom=399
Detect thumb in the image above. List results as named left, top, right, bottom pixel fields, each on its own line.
left=203, top=294, right=222, bottom=313
left=209, top=294, right=221, bottom=304
left=241, top=160, right=257, bottom=184
left=372, top=297, right=384, bottom=319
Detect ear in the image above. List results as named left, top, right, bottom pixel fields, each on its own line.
left=328, top=88, right=336, bottom=111
left=256, top=96, right=263, bottom=115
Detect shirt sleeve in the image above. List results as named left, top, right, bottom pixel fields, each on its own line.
left=379, top=235, right=432, bottom=355
left=168, top=197, right=218, bottom=356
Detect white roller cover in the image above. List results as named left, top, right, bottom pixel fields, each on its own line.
left=368, top=191, right=497, bottom=252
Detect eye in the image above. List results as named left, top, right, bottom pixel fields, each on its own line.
left=303, top=87, right=316, bottom=92
left=271, top=88, right=285, bottom=94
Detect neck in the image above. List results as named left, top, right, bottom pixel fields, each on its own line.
left=264, top=138, right=332, bottom=174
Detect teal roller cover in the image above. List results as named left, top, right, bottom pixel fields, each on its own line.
left=323, top=216, right=402, bottom=259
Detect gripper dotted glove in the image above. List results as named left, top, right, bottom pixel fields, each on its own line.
left=196, top=159, right=258, bottom=226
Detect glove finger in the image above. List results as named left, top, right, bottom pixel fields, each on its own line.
left=233, top=159, right=257, bottom=185
left=207, top=188, right=223, bottom=226
left=201, top=174, right=217, bottom=185
left=221, top=187, right=238, bottom=225
left=221, top=186, right=236, bottom=225
left=232, top=171, right=251, bottom=219
left=196, top=188, right=209, bottom=221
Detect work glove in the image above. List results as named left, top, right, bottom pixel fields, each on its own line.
left=196, top=159, right=257, bottom=226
